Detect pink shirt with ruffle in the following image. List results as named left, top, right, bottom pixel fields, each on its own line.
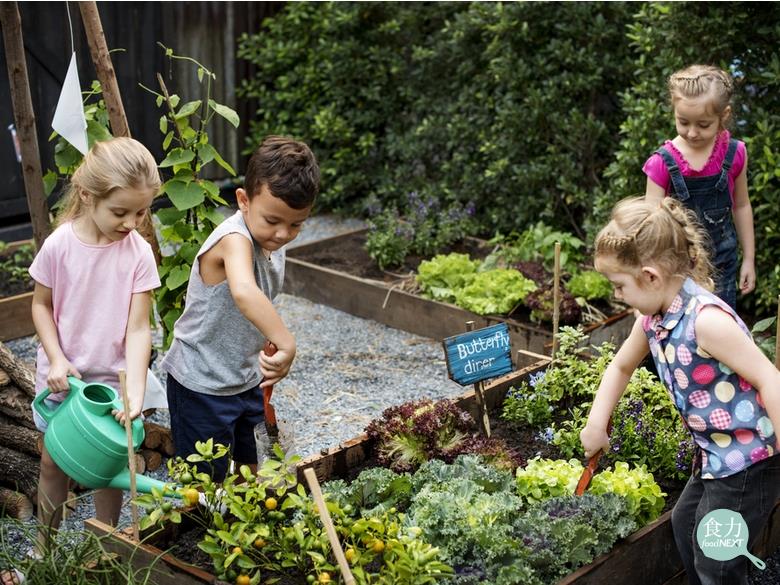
left=642, top=130, right=746, bottom=204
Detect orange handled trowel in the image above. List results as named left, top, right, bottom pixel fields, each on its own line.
left=575, top=419, right=613, bottom=496
left=254, top=340, right=279, bottom=463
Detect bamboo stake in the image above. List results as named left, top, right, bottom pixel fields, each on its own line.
left=118, top=369, right=139, bottom=541
left=0, top=2, right=51, bottom=248
left=78, top=1, right=161, bottom=265
left=466, top=321, right=491, bottom=437
left=551, top=242, right=561, bottom=364
left=303, top=468, right=355, bottom=585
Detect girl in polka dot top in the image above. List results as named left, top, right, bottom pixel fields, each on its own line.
left=580, top=196, right=780, bottom=585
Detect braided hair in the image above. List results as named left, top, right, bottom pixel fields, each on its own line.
left=668, top=64, right=734, bottom=121
left=595, top=197, right=714, bottom=290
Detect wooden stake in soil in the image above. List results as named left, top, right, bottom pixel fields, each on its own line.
left=303, top=468, right=355, bottom=585
left=118, top=369, right=139, bottom=541
left=551, top=242, right=561, bottom=364
left=0, top=2, right=52, bottom=248
left=466, top=321, right=491, bottom=437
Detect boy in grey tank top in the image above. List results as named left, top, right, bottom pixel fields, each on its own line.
left=161, top=136, right=320, bottom=480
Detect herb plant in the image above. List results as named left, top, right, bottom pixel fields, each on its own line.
left=0, top=241, right=34, bottom=288
left=416, top=253, right=480, bottom=304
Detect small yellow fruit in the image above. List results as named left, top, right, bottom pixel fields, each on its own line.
left=182, top=488, right=200, bottom=506
left=318, top=573, right=331, bottom=583
left=236, top=575, right=250, bottom=585
left=253, top=538, right=266, bottom=549
left=344, top=548, right=356, bottom=563
left=371, top=540, right=385, bottom=554
left=264, top=497, right=278, bottom=510
left=232, top=546, right=243, bottom=556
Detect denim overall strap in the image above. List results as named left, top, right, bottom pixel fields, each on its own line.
left=713, top=138, right=739, bottom=192
left=656, top=147, right=690, bottom=201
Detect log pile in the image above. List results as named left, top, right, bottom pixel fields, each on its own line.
left=0, top=341, right=175, bottom=519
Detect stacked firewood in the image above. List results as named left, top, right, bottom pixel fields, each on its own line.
left=0, top=341, right=174, bottom=521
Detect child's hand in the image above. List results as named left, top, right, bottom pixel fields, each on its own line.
left=739, top=260, right=755, bottom=295
left=46, top=359, right=81, bottom=393
left=580, top=424, right=611, bottom=459
left=259, top=345, right=295, bottom=388
left=112, top=392, right=143, bottom=426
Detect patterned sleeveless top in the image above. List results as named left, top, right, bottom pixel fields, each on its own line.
left=642, top=278, right=775, bottom=479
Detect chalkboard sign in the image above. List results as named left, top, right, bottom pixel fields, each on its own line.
left=443, top=323, right=513, bottom=385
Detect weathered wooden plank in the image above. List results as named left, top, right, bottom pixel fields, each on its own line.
left=84, top=518, right=218, bottom=585
left=0, top=292, right=34, bottom=342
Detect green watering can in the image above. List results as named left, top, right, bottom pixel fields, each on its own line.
left=33, top=376, right=179, bottom=497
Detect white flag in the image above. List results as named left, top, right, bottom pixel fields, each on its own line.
left=51, top=52, right=88, bottom=155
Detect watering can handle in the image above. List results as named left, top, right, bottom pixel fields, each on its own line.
left=32, top=376, right=85, bottom=424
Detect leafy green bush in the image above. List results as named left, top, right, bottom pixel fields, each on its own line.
left=567, top=270, right=613, bottom=301
left=238, top=2, right=634, bottom=233
left=590, top=462, right=666, bottom=526
left=483, top=222, right=586, bottom=274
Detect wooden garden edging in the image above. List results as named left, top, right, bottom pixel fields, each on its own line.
left=284, top=229, right=634, bottom=356
left=0, top=239, right=35, bottom=342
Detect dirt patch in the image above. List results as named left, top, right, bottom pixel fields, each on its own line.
left=290, top=231, right=493, bottom=283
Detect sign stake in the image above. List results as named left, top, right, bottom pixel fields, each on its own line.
left=465, top=321, right=491, bottom=437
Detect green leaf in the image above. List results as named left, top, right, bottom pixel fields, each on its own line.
left=209, top=99, right=240, bottom=128
left=165, top=180, right=205, bottom=210
left=211, top=148, right=236, bottom=176
left=155, top=206, right=187, bottom=225
left=159, top=115, right=168, bottom=134
left=160, top=148, right=196, bottom=168
left=166, top=265, right=191, bottom=290
left=162, top=130, right=174, bottom=150
left=197, top=143, right=217, bottom=164
left=43, top=170, right=58, bottom=197
left=175, top=100, right=203, bottom=120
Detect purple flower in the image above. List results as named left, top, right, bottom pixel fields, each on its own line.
left=529, top=371, right=546, bottom=389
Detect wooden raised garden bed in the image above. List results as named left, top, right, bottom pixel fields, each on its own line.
left=284, top=229, right=634, bottom=355
left=295, top=358, right=780, bottom=585
left=0, top=239, right=34, bottom=342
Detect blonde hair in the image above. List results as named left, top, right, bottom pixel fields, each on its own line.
left=668, top=64, right=734, bottom=122
left=55, top=137, right=161, bottom=226
left=595, top=197, right=714, bottom=289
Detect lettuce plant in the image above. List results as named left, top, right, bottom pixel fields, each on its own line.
left=590, top=462, right=666, bottom=526
left=454, top=269, right=537, bottom=315
left=416, top=253, right=480, bottom=303
left=566, top=270, right=613, bottom=301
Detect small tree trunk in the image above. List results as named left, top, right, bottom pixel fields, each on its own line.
left=0, top=412, right=42, bottom=456
left=0, top=385, right=36, bottom=430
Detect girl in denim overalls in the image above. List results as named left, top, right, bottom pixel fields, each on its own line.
left=644, top=64, right=755, bottom=311
left=581, top=197, right=780, bottom=585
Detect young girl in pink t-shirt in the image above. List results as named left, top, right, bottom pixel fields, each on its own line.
left=643, top=64, right=755, bottom=311
left=7, top=138, right=161, bottom=581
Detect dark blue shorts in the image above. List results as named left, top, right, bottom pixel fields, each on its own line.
left=166, top=374, right=264, bottom=481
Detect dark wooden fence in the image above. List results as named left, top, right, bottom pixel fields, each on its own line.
left=0, top=1, right=283, bottom=241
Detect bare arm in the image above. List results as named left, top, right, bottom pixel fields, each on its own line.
left=696, top=306, right=780, bottom=448
left=581, top=317, right=650, bottom=458
left=645, top=177, right=666, bottom=205
left=30, top=282, right=80, bottom=392
left=220, top=234, right=296, bottom=387
left=731, top=154, right=755, bottom=294
left=114, top=291, right=153, bottom=424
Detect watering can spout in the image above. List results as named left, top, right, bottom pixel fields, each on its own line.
left=108, top=468, right=181, bottom=498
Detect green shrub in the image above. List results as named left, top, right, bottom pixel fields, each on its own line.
left=567, top=270, right=613, bottom=301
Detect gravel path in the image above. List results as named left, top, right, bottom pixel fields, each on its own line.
left=2, top=213, right=778, bottom=584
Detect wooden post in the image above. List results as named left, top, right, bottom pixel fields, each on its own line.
left=118, top=369, right=139, bottom=541
left=78, top=1, right=129, bottom=138
left=551, top=242, right=561, bottom=363
left=303, top=468, right=355, bottom=585
left=0, top=1, right=52, bottom=249
left=466, top=321, right=491, bottom=437
left=78, top=1, right=161, bottom=264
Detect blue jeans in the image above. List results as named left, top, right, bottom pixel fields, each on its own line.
left=671, top=455, right=780, bottom=585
